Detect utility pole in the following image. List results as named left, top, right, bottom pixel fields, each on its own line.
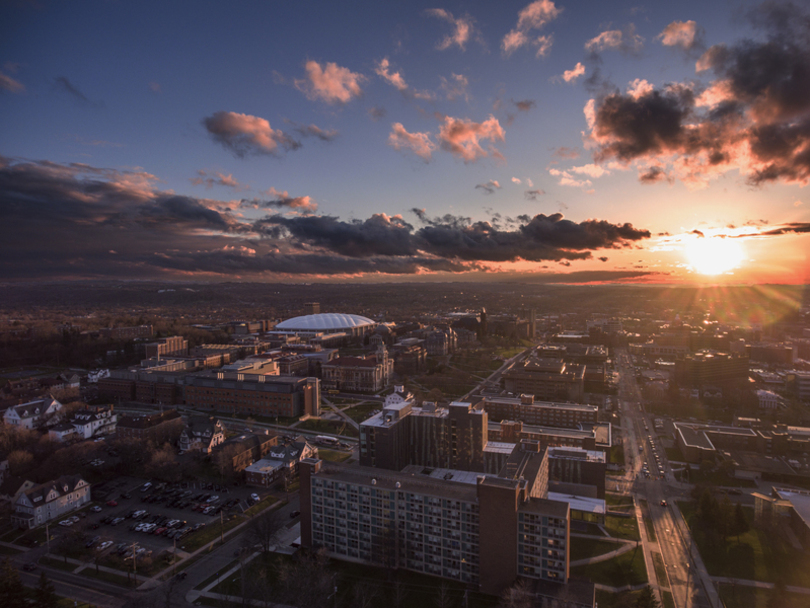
left=45, top=522, right=50, bottom=555
left=220, top=510, right=224, bottom=543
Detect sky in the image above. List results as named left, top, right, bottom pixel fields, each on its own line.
left=1, top=0, right=809, bottom=284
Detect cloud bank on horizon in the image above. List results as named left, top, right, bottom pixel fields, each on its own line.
left=1, top=0, right=809, bottom=283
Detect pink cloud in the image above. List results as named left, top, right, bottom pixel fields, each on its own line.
left=0, top=72, right=24, bottom=94
left=203, top=111, right=298, bottom=157
left=585, top=26, right=644, bottom=54
left=502, top=0, right=562, bottom=56
left=388, top=123, right=436, bottom=162
left=295, top=60, right=365, bottom=104
left=375, top=58, right=407, bottom=91
left=440, top=73, right=469, bottom=101
left=562, top=62, right=586, bottom=83
left=190, top=170, right=246, bottom=190
left=437, top=115, right=505, bottom=163
left=657, top=20, right=702, bottom=50
left=425, top=9, right=480, bottom=51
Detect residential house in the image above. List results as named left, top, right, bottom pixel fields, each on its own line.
left=11, top=475, right=91, bottom=529
left=245, top=436, right=318, bottom=487
left=3, top=397, right=63, bottom=429
left=179, top=416, right=226, bottom=453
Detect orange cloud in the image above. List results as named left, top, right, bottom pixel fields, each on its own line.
left=437, top=115, right=505, bottom=163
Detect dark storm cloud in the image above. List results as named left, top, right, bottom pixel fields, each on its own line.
left=587, top=1, right=810, bottom=187
left=0, top=157, right=653, bottom=280
left=260, top=209, right=650, bottom=264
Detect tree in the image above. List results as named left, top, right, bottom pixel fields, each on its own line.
left=245, top=508, right=285, bottom=553
left=635, top=585, right=661, bottom=608
left=732, top=503, right=750, bottom=542
left=434, top=581, right=457, bottom=608
left=0, top=558, right=28, bottom=608
left=497, top=578, right=533, bottom=608
left=32, top=571, right=58, bottom=608
left=275, top=548, right=333, bottom=608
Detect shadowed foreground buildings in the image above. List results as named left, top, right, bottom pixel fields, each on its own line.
left=301, top=441, right=594, bottom=606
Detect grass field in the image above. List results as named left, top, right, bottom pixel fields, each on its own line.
left=718, top=583, right=810, bottom=608
left=296, top=418, right=359, bottom=437
left=343, top=401, right=380, bottom=423
left=652, top=551, right=669, bottom=587
left=605, top=494, right=634, bottom=507
left=570, top=537, right=627, bottom=561
left=661, top=590, right=675, bottom=608
left=604, top=514, right=640, bottom=541
left=570, top=545, right=648, bottom=587
left=317, top=448, right=352, bottom=463
left=680, top=502, right=810, bottom=586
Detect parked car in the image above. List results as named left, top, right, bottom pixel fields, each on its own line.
left=90, top=506, right=103, bottom=513
left=106, top=500, right=118, bottom=507
left=97, top=540, right=114, bottom=552
left=86, top=536, right=101, bottom=548
left=22, top=563, right=37, bottom=572
left=250, top=493, right=260, bottom=502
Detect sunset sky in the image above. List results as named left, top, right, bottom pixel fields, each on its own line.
left=1, top=0, right=808, bottom=284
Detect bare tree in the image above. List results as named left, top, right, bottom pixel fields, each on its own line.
left=497, top=578, right=534, bottom=608
left=434, top=581, right=457, bottom=608
left=275, top=548, right=333, bottom=608
left=245, top=508, right=285, bottom=553
left=353, top=582, right=381, bottom=608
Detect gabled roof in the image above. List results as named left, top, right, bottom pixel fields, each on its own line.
left=21, top=474, right=87, bottom=506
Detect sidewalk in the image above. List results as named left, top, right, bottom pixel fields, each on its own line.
left=711, top=576, right=810, bottom=595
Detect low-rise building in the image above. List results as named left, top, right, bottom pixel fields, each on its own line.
left=11, top=475, right=91, bottom=529
left=3, top=397, right=62, bottom=429
left=179, top=416, right=226, bottom=453
left=244, top=436, right=319, bottom=487
left=321, top=345, right=393, bottom=394
left=117, top=409, right=184, bottom=443
left=479, top=394, right=598, bottom=429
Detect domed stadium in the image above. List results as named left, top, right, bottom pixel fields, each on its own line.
left=275, top=313, right=377, bottom=337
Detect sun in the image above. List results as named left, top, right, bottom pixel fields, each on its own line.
left=685, top=237, right=745, bottom=275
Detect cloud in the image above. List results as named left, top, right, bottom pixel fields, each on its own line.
left=512, top=177, right=522, bottom=184
left=294, top=60, right=365, bottom=104
left=437, top=114, right=505, bottom=163
left=190, top=170, right=246, bottom=190
left=0, top=72, right=24, bottom=94
left=425, top=9, right=482, bottom=51
left=502, top=0, right=562, bottom=56
left=375, top=57, right=434, bottom=100
left=570, top=163, right=609, bottom=178
left=524, top=189, right=545, bottom=200
left=548, top=168, right=592, bottom=188
left=562, top=62, right=586, bottom=83
left=638, top=165, right=673, bottom=184
left=657, top=20, right=704, bottom=51
left=475, top=180, right=501, bottom=194
left=242, top=195, right=318, bottom=214
left=514, top=99, right=536, bottom=112
left=368, top=106, right=387, bottom=121
left=0, top=157, right=653, bottom=280
left=388, top=123, right=436, bottom=162
left=148, top=81, right=161, bottom=93
left=287, top=121, right=339, bottom=141
left=585, top=2, right=810, bottom=187
left=203, top=111, right=299, bottom=158
left=54, top=76, right=100, bottom=106
left=554, top=146, right=580, bottom=159
left=440, top=73, right=470, bottom=101
left=585, top=25, right=644, bottom=55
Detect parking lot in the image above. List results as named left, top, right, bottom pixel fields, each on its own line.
left=68, top=477, right=271, bottom=560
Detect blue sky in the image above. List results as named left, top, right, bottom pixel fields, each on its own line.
left=1, top=0, right=809, bottom=283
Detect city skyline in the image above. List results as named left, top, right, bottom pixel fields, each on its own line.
left=1, top=0, right=809, bottom=284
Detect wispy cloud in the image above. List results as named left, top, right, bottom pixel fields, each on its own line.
left=502, top=0, right=562, bottom=56
left=0, top=72, right=24, bottom=94
left=561, top=62, right=586, bottom=83
left=190, top=170, right=247, bottom=191
left=475, top=180, right=501, bottom=194
left=437, top=115, right=505, bottom=163
left=657, top=20, right=704, bottom=51
left=388, top=123, right=436, bottom=162
left=585, top=25, right=644, bottom=55
left=54, top=76, right=101, bottom=106
left=425, top=9, right=483, bottom=51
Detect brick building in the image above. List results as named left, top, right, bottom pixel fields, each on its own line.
left=479, top=394, right=598, bottom=428
left=117, top=410, right=183, bottom=442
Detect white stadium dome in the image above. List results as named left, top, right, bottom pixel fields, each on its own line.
left=275, top=313, right=376, bottom=332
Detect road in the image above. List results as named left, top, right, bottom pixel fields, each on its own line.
left=615, top=350, right=720, bottom=608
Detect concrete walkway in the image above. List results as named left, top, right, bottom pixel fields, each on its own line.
left=569, top=538, right=636, bottom=567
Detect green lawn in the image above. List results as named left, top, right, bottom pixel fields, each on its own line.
left=595, top=589, right=644, bottom=608
left=661, top=590, right=675, bottom=608
left=569, top=536, right=627, bottom=561
left=680, top=502, right=810, bottom=586
left=605, top=494, right=634, bottom=507
left=343, top=401, right=380, bottom=423
left=79, top=567, right=137, bottom=588
left=610, top=444, right=625, bottom=467
left=652, top=552, right=669, bottom=587
left=180, top=514, right=247, bottom=552
left=318, top=448, right=352, bottom=463
left=718, top=584, right=810, bottom=608
left=296, top=418, right=359, bottom=437
left=665, top=446, right=685, bottom=462
left=570, top=545, right=648, bottom=587
left=604, top=514, right=640, bottom=541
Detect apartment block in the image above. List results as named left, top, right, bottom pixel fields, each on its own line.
left=501, top=357, right=585, bottom=402
left=359, top=400, right=487, bottom=472
left=479, top=394, right=597, bottom=428
left=300, top=442, right=574, bottom=597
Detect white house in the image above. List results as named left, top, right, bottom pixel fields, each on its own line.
left=71, top=406, right=117, bottom=439
left=3, top=397, right=63, bottom=429
left=757, top=389, right=779, bottom=410
left=11, top=474, right=90, bottom=529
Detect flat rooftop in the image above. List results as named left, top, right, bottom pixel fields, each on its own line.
left=548, top=491, right=606, bottom=515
